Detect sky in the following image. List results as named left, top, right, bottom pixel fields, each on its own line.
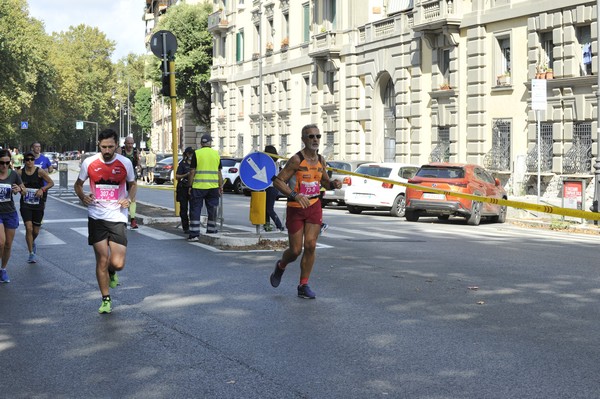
left=27, top=0, right=148, bottom=61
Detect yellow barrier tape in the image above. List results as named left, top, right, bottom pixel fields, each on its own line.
left=255, top=151, right=600, bottom=220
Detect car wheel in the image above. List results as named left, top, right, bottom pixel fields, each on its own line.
left=243, top=189, right=251, bottom=197
left=437, top=215, right=450, bottom=221
left=321, top=199, right=329, bottom=208
left=233, top=178, right=243, bottom=194
left=348, top=205, right=362, bottom=214
left=466, top=201, right=482, bottom=226
left=491, top=205, right=507, bottom=223
left=405, top=210, right=419, bottom=222
left=155, top=179, right=165, bottom=185
left=390, top=194, right=406, bottom=217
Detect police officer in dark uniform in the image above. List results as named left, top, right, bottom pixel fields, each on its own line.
left=176, top=147, right=194, bottom=234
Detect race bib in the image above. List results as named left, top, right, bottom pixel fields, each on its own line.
left=300, top=181, right=320, bottom=197
left=24, top=188, right=41, bottom=205
left=0, top=184, right=12, bottom=202
left=95, top=184, right=119, bottom=202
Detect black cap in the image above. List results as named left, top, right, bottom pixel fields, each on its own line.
left=200, top=134, right=213, bottom=144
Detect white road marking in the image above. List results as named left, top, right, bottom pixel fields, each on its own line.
left=19, top=229, right=66, bottom=245
left=133, top=226, right=181, bottom=240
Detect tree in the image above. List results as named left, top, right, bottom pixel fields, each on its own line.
left=47, top=25, right=116, bottom=150
left=154, top=2, right=213, bottom=127
left=0, top=0, right=57, bottom=145
left=133, top=86, right=152, bottom=147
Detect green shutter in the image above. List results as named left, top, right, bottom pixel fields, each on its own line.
left=303, top=4, right=309, bottom=42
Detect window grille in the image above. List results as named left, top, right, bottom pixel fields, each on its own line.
left=484, top=119, right=511, bottom=171
left=430, top=127, right=450, bottom=162
left=563, top=122, right=592, bottom=174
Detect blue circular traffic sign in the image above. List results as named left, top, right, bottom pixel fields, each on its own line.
left=239, top=152, right=277, bottom=191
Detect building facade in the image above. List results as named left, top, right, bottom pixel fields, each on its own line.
left=208, top=0, right=598, bottom=197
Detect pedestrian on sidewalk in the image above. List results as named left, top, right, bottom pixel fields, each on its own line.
left=74, top=129, right=137, bottom=314
left=263, top=145, right=284, bottom=232
left=146, top=148, right=157, bottom=184
left=139, top=150, right=147, bottom=184
left=188, top=134, right=223, bottom=239
left=0, top=149, right=25, bottom=283
left=118, top=137, right=140, bottom=229
left=18, top=151, right=54, bottom=263
left=176, top=147, right=194, bottom=234
left=269, top=124, right=341, bottom=299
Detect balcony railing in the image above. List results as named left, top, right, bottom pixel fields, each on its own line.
left=208, top=10, right=229, bottom=32
left=308, top=31, right=341, bottom=59
left=412, top=0, right=461, bottom=31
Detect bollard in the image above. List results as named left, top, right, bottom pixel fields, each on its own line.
left=58, top=162, right=68, bottom=190
left=250, top=191, right=266, bottom=231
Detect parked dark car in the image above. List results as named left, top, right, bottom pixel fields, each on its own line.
left=405, top=163, right=508, bottom=225
left=153, top=156, right=174, bottom=184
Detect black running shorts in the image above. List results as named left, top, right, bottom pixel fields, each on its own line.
left=88, top=217, right=127, bottom=246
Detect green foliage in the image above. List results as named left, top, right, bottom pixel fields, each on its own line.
left=155, top=2, right=213, bottom=127
left=133, top=87, right=152, bottom=133
left=0, top=0, right=56, bottom=144
left=0, top=3, right=150, bottom=151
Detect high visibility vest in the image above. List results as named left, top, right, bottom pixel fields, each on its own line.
left=192, top=147, right=220, bottom=189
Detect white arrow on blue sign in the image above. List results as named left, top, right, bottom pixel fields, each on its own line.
left=239, top=152, right=278, bottom=191
left=20, top=121, right=28, bottom=129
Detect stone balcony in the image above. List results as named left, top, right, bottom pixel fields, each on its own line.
left=412, top=0, right=462, bottom=32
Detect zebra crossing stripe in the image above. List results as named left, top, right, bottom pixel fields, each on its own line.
left=19, top=229, right=66, bottom=245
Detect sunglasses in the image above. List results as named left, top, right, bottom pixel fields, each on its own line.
left=307, top=134, right=322, bottom=139
left=0, top=161, right=11, bottom=166
left=25, top=158, right=35, bottom=161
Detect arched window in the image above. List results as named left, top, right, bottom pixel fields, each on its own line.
left=383, top=79, right=396, bottom=162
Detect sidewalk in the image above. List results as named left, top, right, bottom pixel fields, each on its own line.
left=134, top=201, right=288, bottom=248
left=507, top=195, right=600, bottom=234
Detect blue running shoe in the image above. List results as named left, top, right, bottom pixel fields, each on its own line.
left=27, top=253, right=36, bottom=264
left=270, top=260, right=285, bottom=288
left=297, top=284, right=316, bottom=299
left=0, top=269, right=10, bottom=283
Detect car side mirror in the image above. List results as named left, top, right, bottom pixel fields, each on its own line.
left=495, top=178, right=501, bottom=186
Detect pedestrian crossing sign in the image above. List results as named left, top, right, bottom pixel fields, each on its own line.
left=20, top=121, right=28, bottom=129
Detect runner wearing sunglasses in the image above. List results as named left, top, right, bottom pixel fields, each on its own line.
left=18, top=151, right=54, bottom=263
left=269, top=124, right=341, bottom=299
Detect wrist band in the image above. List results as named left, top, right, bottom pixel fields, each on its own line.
left=288, top=190, right=298, bottom=200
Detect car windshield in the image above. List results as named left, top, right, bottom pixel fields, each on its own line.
left=222, top=159, right=238, bottom=167
left=416, top=166, right=465, bottom=179
left=355, top=165, right=392, bottom=178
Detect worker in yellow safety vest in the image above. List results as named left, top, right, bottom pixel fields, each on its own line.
left=187, top=134, right=223, bottom=239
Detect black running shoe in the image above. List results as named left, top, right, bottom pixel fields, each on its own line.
left=270, top=260, right=284, bottom=287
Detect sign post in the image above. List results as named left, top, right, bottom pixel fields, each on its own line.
left=76, top=120, right=98, bottom=151
left=531, top=79, right=547, bottom=204
left=240, top=152, right=278, bottom=232
left=150, top=30, right=179, bottom=213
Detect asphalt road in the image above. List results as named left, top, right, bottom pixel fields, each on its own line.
left=1, top=167, right=600, bottom=398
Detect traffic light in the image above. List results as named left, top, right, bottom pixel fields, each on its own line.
left=159, top=61, right=171, bottom=97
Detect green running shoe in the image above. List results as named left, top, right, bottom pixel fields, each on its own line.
left=109, top=272, right=119, bottom=289
left=98, top=298, right=112, bottom=314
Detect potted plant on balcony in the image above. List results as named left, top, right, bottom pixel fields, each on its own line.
left=545, top=67, right=554, bottom=79
left=281, top=37, right=289, bottom=51
left=497, top=72, right=511, bottom=86
left=252, top=52, right=260, bottom=60
left=265, top=42, right=274, bottom=55
left=439, top=82, right=451, bottom=90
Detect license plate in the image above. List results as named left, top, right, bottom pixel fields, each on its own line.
left=422, top=193, right=445, bottom=200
